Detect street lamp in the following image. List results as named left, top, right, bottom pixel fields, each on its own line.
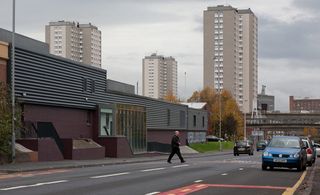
left=219, top=84, right=222, bottom=151
left=11, top=0, right=16, bottom=163
left=243, top=99, right=248, bottom=141
left=213, top=56, right=222, bottom=151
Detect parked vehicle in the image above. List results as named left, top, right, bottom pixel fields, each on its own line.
left=302, top=138, right=316, bottom=166
left=206, top=136, right=225, bottom=142
left=314, top=143, right=320, bottom=157
left=234, top=140, right=254, bottom=156
left=256, top=140, right=268, bottom=151
left=262, top=136, right=307, bottom=171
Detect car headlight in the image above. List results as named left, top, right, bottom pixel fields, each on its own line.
left=290, top=153, right=299, bottom=158
left=263, top=151, right=272, bottom=157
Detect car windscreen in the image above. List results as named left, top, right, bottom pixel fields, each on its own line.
left=268, top=137, right=300, bottom=148
left=236, top=141, right=248, bottom=146
left=257, top=141, right=266, bottom=145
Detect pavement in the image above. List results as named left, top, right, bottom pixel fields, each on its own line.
left=293, top=157, right=320, bottom=195
left=0, top=148, right=232, bottom=173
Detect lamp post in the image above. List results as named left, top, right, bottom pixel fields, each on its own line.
left=243, top=100, right=248, bottom=141
left=243, top=111, right=246, bottom=140
left=219, top=84, right=222, bottom=151
left=11, top=0, right=16, bottom=163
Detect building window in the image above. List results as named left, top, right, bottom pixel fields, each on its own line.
left=193, top=115, right=197, bottom=127
left=202, top=116, right=205, bottom=128
left=83, top=78, right=87, bottom=92
left=180, top=111, right=185, bottom=127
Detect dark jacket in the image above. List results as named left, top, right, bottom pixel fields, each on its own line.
left=171, top=135, right=180, bottom=148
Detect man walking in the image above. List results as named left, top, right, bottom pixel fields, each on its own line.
left=167, top=131, right=185, bottom=163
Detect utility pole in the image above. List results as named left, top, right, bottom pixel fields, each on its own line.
left=11, top=0, right=16, bottom=163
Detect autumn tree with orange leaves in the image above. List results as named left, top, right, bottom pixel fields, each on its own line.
left=188, top=87, right=243, bottom=140
left=163, top=90, right=179, bottom=103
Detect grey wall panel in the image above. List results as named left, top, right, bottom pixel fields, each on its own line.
left=187, top=108, right=208, bottom=131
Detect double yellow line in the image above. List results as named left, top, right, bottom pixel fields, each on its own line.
left=282, top=171, right=307, bottom=195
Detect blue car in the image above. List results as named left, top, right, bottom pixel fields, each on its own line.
left=262, top=136, right=307, bottom=171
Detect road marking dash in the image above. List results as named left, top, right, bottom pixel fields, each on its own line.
left=172, top=164, right=189, bottom=168
left=141, top=168, right=165, bottom=172
left=90, top=172, right=130, bottom=179
left=145, top=192, right=160, bottom=195
left=221, top=173, right=228, bottom=176
left=0, top=180, right=68, bottom=191
left=239, top=168, right=244, bottom=171
left=194, top=180, right=203, bottom=183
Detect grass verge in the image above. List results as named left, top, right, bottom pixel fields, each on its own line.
left=189, top=141, right=234, bottom=153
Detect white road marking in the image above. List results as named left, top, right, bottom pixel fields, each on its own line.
left=239, top=168, right=244, bottom=171
left=172, top=164, right=189, bottom=168
left=90, top=172, right=130, bottom=179
left=194, top=180, right=203, bottom=183
left=0, top=180, right=68, bottom=191
left=221, top=173, right=228, bottom=176
left=141, top=168, right=165, bottom=172
left=145, top=192, right=160, bottom=195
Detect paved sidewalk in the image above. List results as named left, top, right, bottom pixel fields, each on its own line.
left=0, top=150, right=232, bottom=173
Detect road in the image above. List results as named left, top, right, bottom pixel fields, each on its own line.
left=0, top=151, right=306, bottom=195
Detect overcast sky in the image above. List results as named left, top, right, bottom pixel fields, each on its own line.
left=1, top=0, right=319, bottom=112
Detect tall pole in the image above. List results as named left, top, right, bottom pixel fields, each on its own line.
left=219, top=86, right=222, bottom=151
left=243, top=111, right=246, bottom=140
left=11, top=0, right=16, bottom=163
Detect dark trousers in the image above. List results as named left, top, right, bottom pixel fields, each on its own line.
left=167, top=147, right=184, bottom=162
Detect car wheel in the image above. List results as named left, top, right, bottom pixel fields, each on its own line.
left=297, top=161, right=303, bottom=172
left=262, top=164, right=267, bottom=170
left=234, top=153, right=236, bottom=156
left=302, top=163, right=307, bottom=171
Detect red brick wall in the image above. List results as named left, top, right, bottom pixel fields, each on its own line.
left=23, top=104, right=94, bottom=138
left=0, top=59, right=7, bottom=85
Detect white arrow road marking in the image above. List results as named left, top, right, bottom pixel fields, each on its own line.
left=141, top=168, right=165, bottom=172
left=0, top=180, right=68, bottom=191
left=90, top=172, right=130, bottom=179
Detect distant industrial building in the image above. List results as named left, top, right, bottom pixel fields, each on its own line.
left=142, top=53, right=178, bottom=99
left=290, top=96, right=320, bottom=113
left=45, top=20, right=101, bottom=67
left=257, top=85, right=275, bottom=112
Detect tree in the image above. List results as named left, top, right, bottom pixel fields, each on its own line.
left=0, top=82, right=12, bottom=163
left=163, top=90, right=179, bottom=103
left=303, top=127, right=318, bottom=138
left=188, top=87, right=243, bottom=140
left=0, top=82, right=21, bottom=163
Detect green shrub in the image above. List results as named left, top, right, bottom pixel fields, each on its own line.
left=189, top=141, right=234, bottom=153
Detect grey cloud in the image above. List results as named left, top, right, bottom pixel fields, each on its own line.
left=293, top=0, right=320, bottom=13
left=259, top=16, right=320, bottom=63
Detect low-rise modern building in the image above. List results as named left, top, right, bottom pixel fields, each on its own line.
left=290, top=96, right=320, bottom=113
left=0, top=28, right=207, bottom=161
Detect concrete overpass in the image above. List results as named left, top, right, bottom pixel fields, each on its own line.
left=245, top=113, right=320, bottom=138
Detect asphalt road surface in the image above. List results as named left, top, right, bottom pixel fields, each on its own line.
left=0, top=152, right=306, bottom=195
